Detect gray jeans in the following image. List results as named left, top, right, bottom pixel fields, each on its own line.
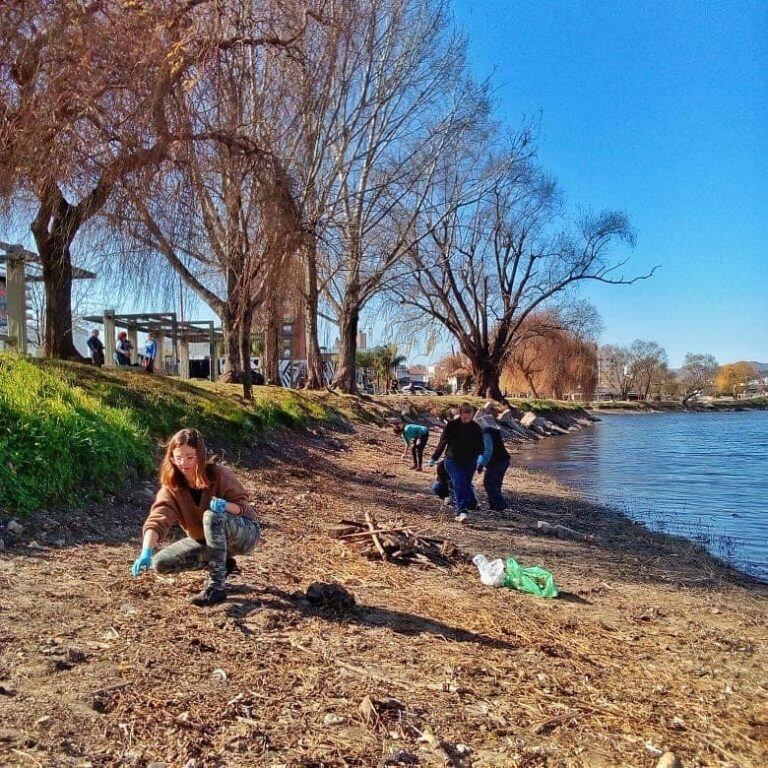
left=154, top=510, right=261, bottom=589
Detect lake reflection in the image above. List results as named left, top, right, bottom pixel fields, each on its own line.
left=515, top=410, right=768, bottom=581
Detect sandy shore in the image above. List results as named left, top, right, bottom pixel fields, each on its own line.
left=1, top=420, right=766, bottom=767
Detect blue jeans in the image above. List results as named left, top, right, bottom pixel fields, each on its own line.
left=444, top=458, right=477, bottom=512
left=433, top=479, right=457, bottom=507
left=484, top=459, right=510, bottom=510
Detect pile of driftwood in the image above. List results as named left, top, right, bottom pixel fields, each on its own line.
left=333, top=512, right=462, bottom=569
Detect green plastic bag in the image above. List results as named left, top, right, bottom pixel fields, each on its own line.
left=503, top=557, right=559, bottom=598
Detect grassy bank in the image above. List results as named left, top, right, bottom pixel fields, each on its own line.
left=590, top=396, right=768, bottom=412
left=0, top=356, right=333, bottom=515
left=0, top=356, right=585, bottom=517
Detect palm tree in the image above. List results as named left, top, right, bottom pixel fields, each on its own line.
left=373, top=344, right=407, bottom=393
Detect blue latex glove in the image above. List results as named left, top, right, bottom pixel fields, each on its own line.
left=428, top=459, right=436, bottom=468
left=476, top=456, right=485, bottom=474
left=209, top=496, right=228, bottom=514
left=131, top=547, right=153, bottom=577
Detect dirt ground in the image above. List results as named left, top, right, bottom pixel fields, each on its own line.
left=1, top=420, right=766, bottom=768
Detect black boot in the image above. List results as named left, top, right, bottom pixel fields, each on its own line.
left=226, top=556, right=239, bottom=576
left=188, top=585, right=227, bottom=607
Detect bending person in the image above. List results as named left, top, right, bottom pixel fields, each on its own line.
left=393, top=422, right=429, bottom=470
left=429, top=402, right=483, bottom=522
left=131, top=428, right=261, bottom=607
left=476, top=409, right=511, bottom=512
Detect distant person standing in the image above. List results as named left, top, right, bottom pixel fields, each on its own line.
left=144, top=332, right=158, bottom=374
left=429, top=403, right=483, bottom=522
left=115, top=331, right=133, bottom=366
left=476, top=405, right=511, bottom=512
left=393, top=422, right=429, bottom=471
left=87, top=329, right=105, bottom=367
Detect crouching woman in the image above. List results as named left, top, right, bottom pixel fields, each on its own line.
left=131, top=428, right=261, bottom=607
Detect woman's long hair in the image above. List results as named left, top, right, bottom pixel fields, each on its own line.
left=160, top=428, right=212, bottom=490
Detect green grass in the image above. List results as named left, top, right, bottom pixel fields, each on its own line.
left=0, top=357, right=335, bottom=515
left=0, top=356, right=154, bottom=514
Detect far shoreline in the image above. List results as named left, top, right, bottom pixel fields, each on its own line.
left=588, top=396, right=768, bottom=414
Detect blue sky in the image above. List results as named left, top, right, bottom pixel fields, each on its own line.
left=428, top=0, right=767, bottom=367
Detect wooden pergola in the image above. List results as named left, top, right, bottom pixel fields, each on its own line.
left=1, top=242, right=96, bottom=353
left=82, top=311, right=225, bottom=381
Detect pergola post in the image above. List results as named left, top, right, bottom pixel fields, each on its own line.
left=209, top=326, right=219, bottom=382
left=103, top=309, right=117, bottom=367
left=5, top=255, right=28, bottom=354
left=155, top=333, right=165, bottom=373
left=127, top=324, right=139, bottom=365
left=179, top=334, right=190, bottom=380
left=171, top=313, right=179, bottom=377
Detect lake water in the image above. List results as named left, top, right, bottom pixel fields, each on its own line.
left=516, top=411, right=768, bottom=581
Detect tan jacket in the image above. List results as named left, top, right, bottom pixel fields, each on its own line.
left=142, top=463, right=257, bottom=542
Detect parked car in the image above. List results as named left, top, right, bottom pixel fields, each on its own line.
left=401, top=384, right=437, bottom=396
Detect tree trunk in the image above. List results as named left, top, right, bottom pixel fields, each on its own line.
left=303, top=245, right=324, bottom=389
left=219, top=309, right=241, bottom=384
left=523, top=371, right=539, bottom=398
left=263, top=296, right=281, bottom=386
left=332, top=300, right=360, bottom=394
left=473, top=360, right=504, bottom=402
left=31, top=203, right=84, bottom=360
left=238, top=309, right=253, bottom=401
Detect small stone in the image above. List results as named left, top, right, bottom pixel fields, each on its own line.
left=0, top=682, right=17, bottom=696
left=211, top=668, right=228, bottom=682
left=669, top=716, right=686, bottom=730
left=416, top=725, right=440, bottom=749
left=323, top=713, right=345, bottom=727
left=657, top=752, right=683, bottom=768
left=7, top=519, right=24, bottom=534
left=35, top=716, right=51, bottom=728
left=644, top=741, right=664, bottom=757
left=305, top=582, right=356, bottom=611
left=67, top=647, right=87, bottom=664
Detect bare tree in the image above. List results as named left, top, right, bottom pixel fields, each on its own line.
left=305, top=0, right=484, bottom=393
left=678, top=352, right=719, bottom=405
left=598, top=344, right=636, bottom=399
left=393, top=136, right=653, bottom=401
left=627, top=339, right=668, bottom=400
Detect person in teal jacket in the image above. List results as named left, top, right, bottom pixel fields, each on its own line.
left=393, top=422, right=430, bottom=470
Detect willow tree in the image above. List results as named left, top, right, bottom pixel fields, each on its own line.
left=105, top=2, right=321, bottom=396
left=0, top=1, right=179, bottom=357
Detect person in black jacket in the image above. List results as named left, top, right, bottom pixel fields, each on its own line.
left=476, top=408, right=511, bottom=511
left=86, top=329, right=105, bottom=367
left=430, top=402, right=483, bottom=521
